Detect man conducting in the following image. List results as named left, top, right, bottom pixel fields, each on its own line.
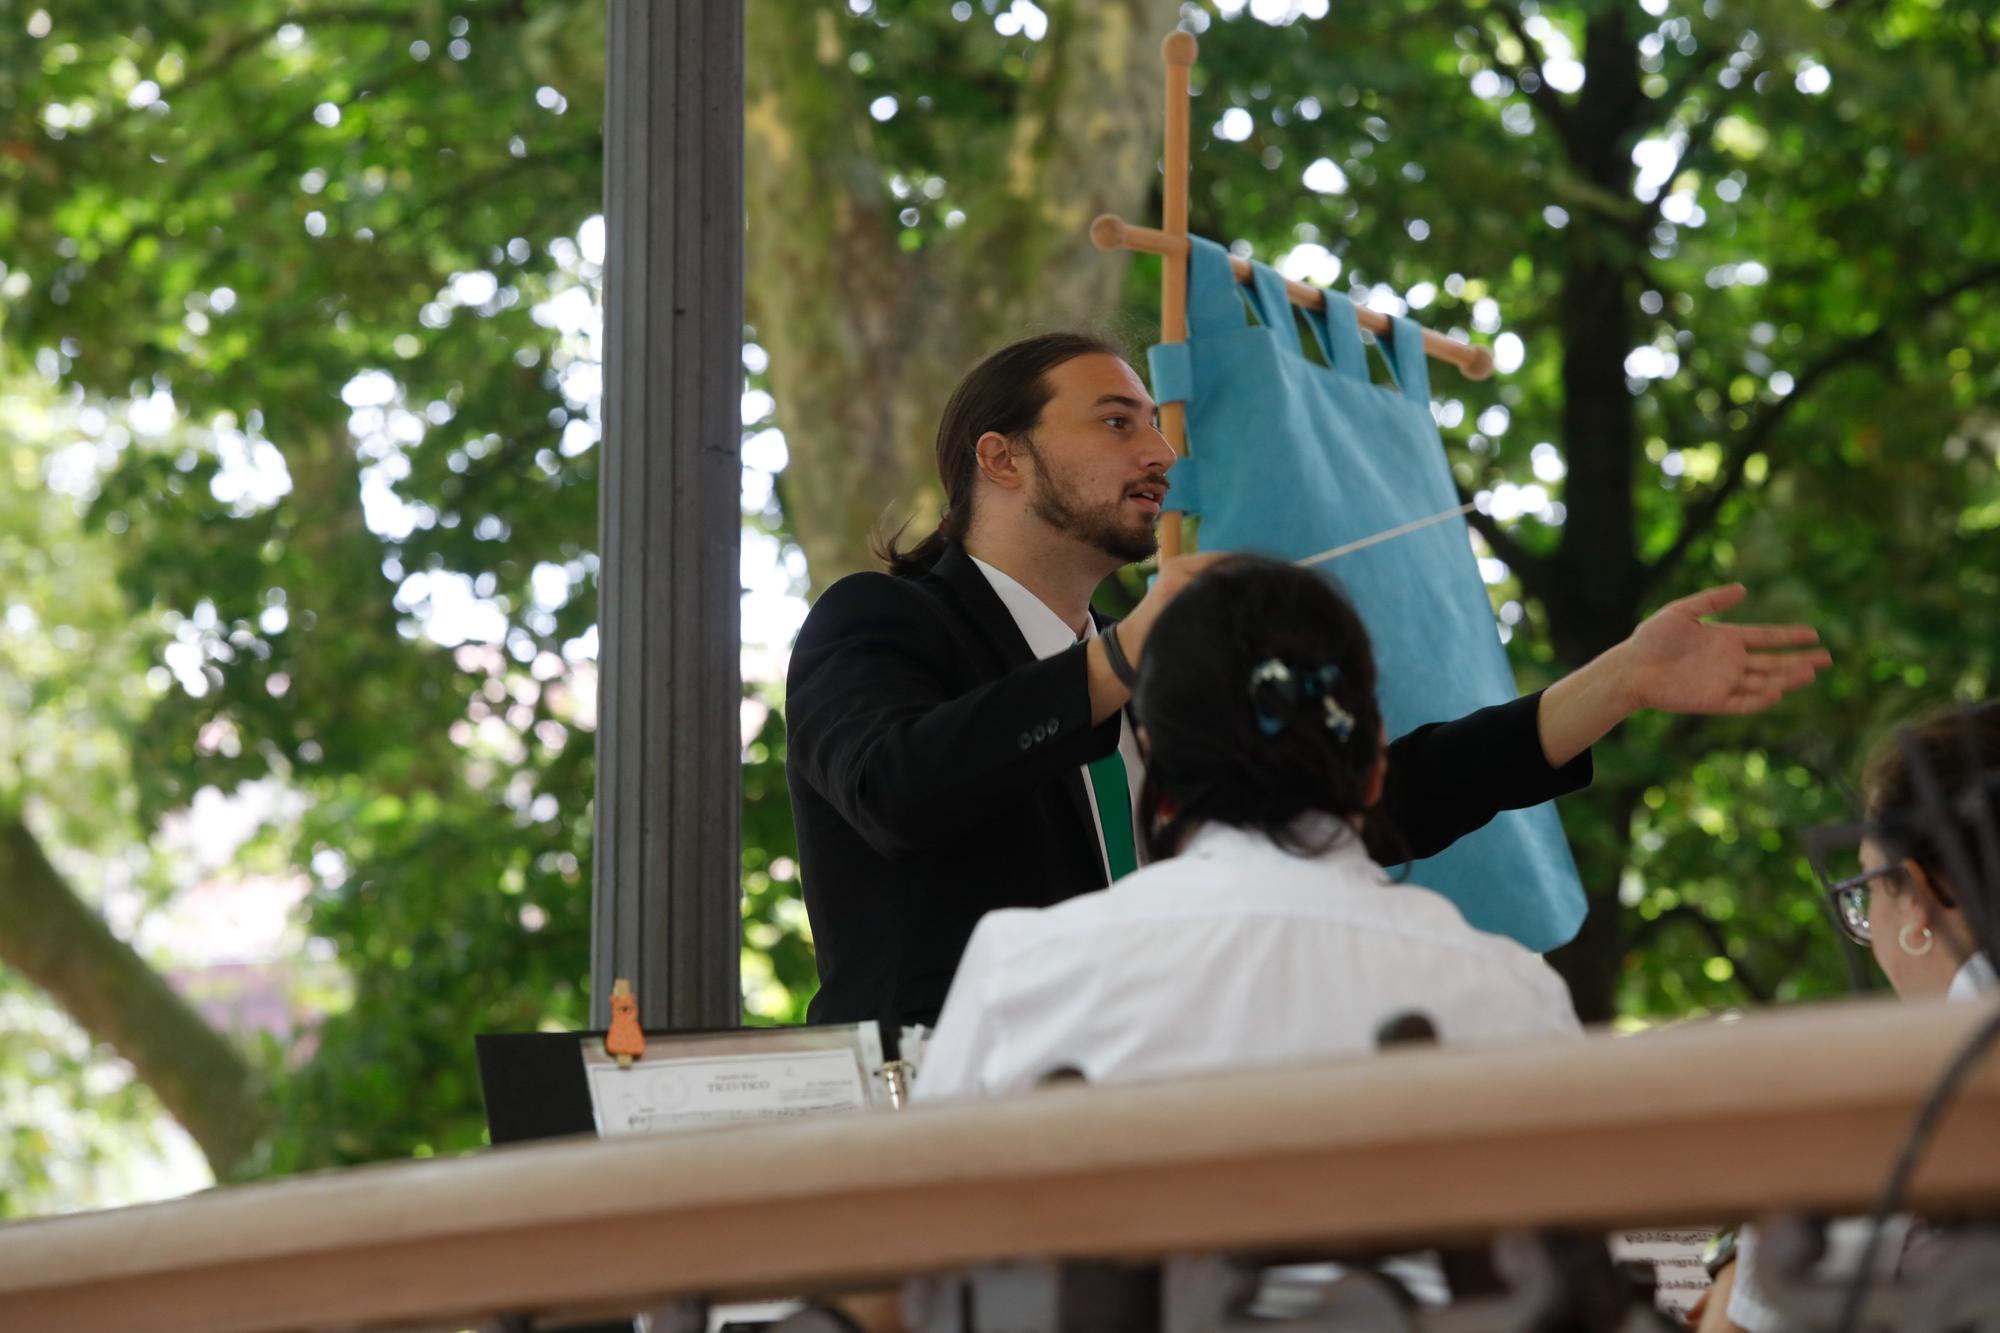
left=784, top=332, right=1828, bottom=1029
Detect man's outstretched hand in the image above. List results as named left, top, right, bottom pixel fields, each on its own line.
left=1537, top=583, right=1831, bottom=768
left=1617, top=583, right=1831, bottom=716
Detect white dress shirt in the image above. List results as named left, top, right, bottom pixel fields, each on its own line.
left=914, top=819, right=1581, bottom=1101
left=1948, top=950, right=1998, bottom=1000
left=969, top=556, right=1146, bottom=881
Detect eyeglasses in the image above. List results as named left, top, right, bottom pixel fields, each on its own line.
left=1821, top=863, right=1908, bottom=947
left=1802, top=819, right=1910, bottom=948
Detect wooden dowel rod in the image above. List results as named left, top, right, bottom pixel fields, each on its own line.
left=1093, top=213, right=1497, bottom=382
left=1159, top=33, right=1194, bottom=342
left=1156, top=31, right=1197, bottom=559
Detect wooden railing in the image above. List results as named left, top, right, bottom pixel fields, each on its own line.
left=2, top=996, right=1997, bottom=1333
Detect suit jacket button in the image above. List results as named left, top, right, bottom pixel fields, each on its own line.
left=1047, top=716, right=1060, bottom=733
left=1019, top=732, right=1033, bottom=750
left=1033, top=723, right=1048, bottom=742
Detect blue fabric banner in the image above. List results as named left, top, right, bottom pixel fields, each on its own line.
left=1160, top=235, right=1585, bottom=951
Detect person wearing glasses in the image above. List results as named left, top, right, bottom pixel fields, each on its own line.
left=1695, top=700, right=2000, bottom=1333
left=1821, top=700, right=2000, bottom=1000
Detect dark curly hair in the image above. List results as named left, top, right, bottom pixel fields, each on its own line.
left=1133, top=555, right=1401, bottom=863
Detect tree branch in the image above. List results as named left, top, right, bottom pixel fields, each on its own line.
left=1456, top=3, right=1583, bottom=164
left=1625, top=903, right=1771, bottom=1003
left=1631, top=52, right=1780, bottom=237
left=85, top=8, right=419, bottom=144
left=84, top=55, right=452, bottom=299
left=1456, top=478, right=1554, bottom=604
left=0, top=816, right=268, bottom=1177
left=1647, top=260, right=2000, bottom=586
left=182, top=8, right=415, bottom=101
left=1656, top=45, right=1731, bottom=113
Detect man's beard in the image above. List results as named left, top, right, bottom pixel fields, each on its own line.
left=1026, top=454, right=1160, bottom=564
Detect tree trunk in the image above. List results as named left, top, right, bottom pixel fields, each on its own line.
left=0, top=817, right=267, bottom=1179
left=1546, top=784, right=1643, bottom=1022
left=746, top=0, right=1181, bottom=588
left=1544, top=4, right=1645, bottom=667
left=1538, top=6, right=1650, bottom=1018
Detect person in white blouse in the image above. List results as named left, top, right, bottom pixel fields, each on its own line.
left=914, top=556, right=1582, bottom=1102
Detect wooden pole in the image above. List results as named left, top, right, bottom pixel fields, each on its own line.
left=1157, top=31, right=1195, bottom=558
left=1092, top=214, right=1497, bottom=382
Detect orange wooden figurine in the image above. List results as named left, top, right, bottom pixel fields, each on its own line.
left=605, top=978, right=646, bottom=1068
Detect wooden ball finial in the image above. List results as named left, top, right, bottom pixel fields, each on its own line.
left=1089, top=214, right=1128, bottom=251
left=1162, top=31, right=1198, bottom=67
left=1463, top=344, right=1497, bottom=381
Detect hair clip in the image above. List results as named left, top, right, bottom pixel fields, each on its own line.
left=1251, top=658, right=1355, bottom=741
left=1250, top=659, right=1294, bottom=689
left=1249, top=658, right=1293, bottom=738
left=1297, top=664, right=1354, bottom=740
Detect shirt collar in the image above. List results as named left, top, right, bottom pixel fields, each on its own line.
left=969, top=555, right=1094, bottom=660
left=1177, top=814, right=1384, bottom=874
left=1949, top=951, right=1999, bottom=1001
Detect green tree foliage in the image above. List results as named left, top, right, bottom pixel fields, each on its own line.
left=0, top=0, right=616, bottom=1187
left=1168, top=0, right=2000, bottom=1017
left=739, top=0, right=2000, bottom=1024
left=3, top=0, right=1997, bottom=1213
left=0, top=385, right=220, bottom=1213
left=741, top=703, right=815, bottom=1026
left=0, top=0, right=1172, bottom=1196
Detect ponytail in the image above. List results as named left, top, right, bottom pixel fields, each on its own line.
left=876, top=331, right=1120, bottom=577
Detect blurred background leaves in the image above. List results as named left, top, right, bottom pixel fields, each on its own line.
left=0, top=0, right=1995, bottom=1213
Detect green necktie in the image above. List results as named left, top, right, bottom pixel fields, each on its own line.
left=1087, top=749, right=1138, bottom=881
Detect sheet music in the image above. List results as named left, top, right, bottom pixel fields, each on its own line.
left=582, top=1023, right=888, bottom=1136
left=1608, top=1228, right=1716, bottom=1318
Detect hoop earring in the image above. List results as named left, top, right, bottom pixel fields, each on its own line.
left=1898, top=922, right=1935, bottom=957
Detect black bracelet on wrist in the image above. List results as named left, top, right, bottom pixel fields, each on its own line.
left=1100, top=621, right=1140, bottom=690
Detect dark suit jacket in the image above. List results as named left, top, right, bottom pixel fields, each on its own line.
left=784, top=543, right=1590, bottom=1029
